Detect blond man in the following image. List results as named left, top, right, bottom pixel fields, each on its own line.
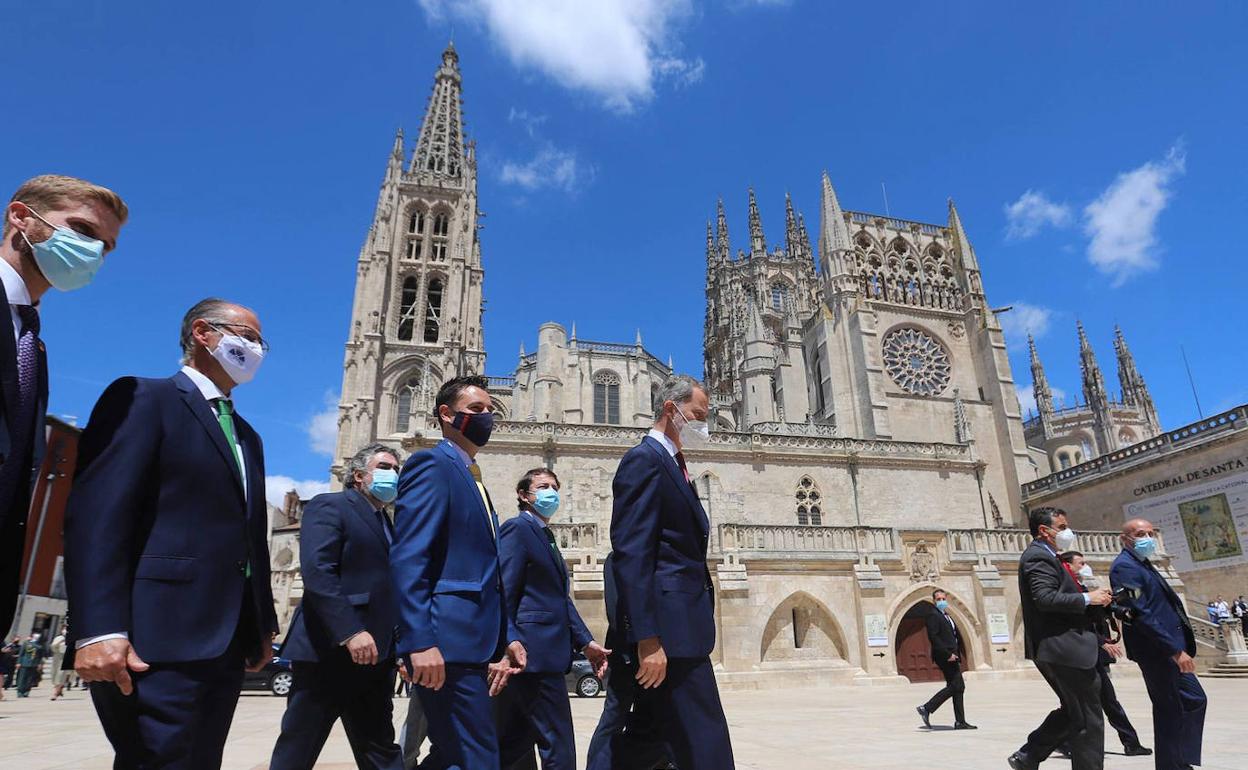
left=1, top=174, right=126, bottom=629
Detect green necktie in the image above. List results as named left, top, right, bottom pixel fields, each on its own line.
left=543, top=525, right=561, bottom=558
left=216, top=398, right=250, bottom=578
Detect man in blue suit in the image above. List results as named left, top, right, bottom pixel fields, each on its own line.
left=1110, top=518, right=1206, bottom=770
left=391, top=374, right=526, bottom=770
left=269, top=442, right=405, bottom=770
left=590, top=374, right=735, bottom=770
left=65, top=297, right=278, bottom=769
left=495, top=467, right=610, bottom=769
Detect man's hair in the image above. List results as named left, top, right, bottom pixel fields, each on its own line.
left=343, top=442, right=400, bottom=489
left=516, top=466, right=559, bottom=510
left=1028, top=506, right=1066, bottom=536
left=653, top=374, right=706, bottom=415
left=179, top=297, right=253, bottom=363
left=931, top=589, right=947, bottom=600
left=433, top=375, right=490, bottom=418
left=6, top=174, right=128, bottom=235
left=1058, top=550, right=1084, bottom=564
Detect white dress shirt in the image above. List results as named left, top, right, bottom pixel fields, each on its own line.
left=0, top=258, right=33, bottom=343
left=77, top=366, right=249, bottom=650
left=647, top=428, right=678, bottom=458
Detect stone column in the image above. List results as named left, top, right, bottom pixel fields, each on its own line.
left=852, top=563, right=893, bottom=676
left=1222, top=618, right=1248, bottom=665
left=713, top=555, right=752, bottom=672
left=971, top=561, right=1014, bottom=670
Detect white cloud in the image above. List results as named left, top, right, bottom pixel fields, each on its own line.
left=1083, top=143, right=1186, bottom=286
left=264, top=475, right=332, bottom=508
left=1016, top=384, right=1068, bottom=417
left=997, top=301, right=1054, bottom=350
left=418, top=0, right=701, bottom=112
left=507, top=107, right=547, bottom=138
left=500, top=144, right=595, bottom=193
left=1003, top=190, right=1072, bottom=240
left=307, top=392, right=340, bottom=457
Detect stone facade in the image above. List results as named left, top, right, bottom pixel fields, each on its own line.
left=278, top=44, right=1195, bottom=686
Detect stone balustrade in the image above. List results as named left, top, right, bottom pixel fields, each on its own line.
left=547, top=522, right=598, bottom=552
left=717, top=523, right=898, bottom=559
left=948, top=527, right=1157, bottom=562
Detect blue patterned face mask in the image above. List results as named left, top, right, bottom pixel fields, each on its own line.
left=532, top=488, right=560, bottom=519
left=20, top=206, right=106, bottom=291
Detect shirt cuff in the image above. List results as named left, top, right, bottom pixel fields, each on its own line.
left=75, top=633, right=128, bottom=650
left=340, top=630, right=365, bottom=646
left=1082, top=593, right=1092, bottom=605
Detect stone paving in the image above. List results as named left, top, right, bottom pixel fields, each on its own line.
left=0, top=672, right=1242, bottom=769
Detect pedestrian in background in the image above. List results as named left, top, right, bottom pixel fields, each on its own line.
left=49, top=625, right=70, bottom=700
left=916, top=588, right=975, bottom=730
left=15, top=632, right=47, bottom=697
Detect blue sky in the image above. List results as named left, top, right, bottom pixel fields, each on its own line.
left=4, top=1, right=1246, bottom=502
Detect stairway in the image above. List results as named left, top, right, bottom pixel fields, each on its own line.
left=1203, top=662, right=1248, bottom=679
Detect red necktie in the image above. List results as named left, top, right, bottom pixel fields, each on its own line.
left=675, top=451, right=691, bottom=483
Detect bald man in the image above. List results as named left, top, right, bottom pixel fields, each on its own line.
left=1109, top=519, right=1206, bottom=770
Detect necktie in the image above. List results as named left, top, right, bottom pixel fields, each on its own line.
left=0, top=306, right=41, bottom=503
left=215, top=398, right=250, bottom=577
left=543, top=524, right=561, bottom=558
left=674, top=451, right=691, bottom=483
left=376, top=509, right=394, bottom=545
left=468, top=463, right=496, bottom=538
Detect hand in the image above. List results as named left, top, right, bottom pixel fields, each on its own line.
left=1172, top=650, right=1196, bottom=674
left=345, top=631, right=379, bottom=666
left=246, top=633, right=276, bottom=672
left=1103, top=642, right=1124, bottom=660
left=398, top=659, right=412, bottom=684
left=584, top=640, right=612, bottom=679
left=487, top=657, right=522, bottom=696
left=948, top=653, right=959, bottom=663
left=635, top=636, right=667, bottom=689
left=506, top=640, right=527, bottom=672
left=75, top=638, right=149, bottom=696
left=1086, top=588, right=1113, bottom=607
left=408, top=647, right=446, bottom=690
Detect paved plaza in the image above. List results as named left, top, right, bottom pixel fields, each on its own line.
left=1, top=672, right=1242, bottom=769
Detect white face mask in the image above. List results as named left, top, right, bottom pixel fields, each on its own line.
left=1077, top=564, right=1093, bottom=580
left=1054, top=527, right=1078, bottom=552
left=211, top=333, right=265, bottom=385
left=675, top=403, right=710, bottom=447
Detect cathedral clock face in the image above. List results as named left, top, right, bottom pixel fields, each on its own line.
left=882, top=327, right=951, bottom=396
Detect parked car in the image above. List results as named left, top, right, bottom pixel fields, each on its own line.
left=242, top=644, right=294, bottom=696
left=565, top=652, right=604, bottom=698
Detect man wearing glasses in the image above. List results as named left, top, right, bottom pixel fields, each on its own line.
left=269, top=442, right=405, bottom=770
left=65, top=297, right=278, bottom=768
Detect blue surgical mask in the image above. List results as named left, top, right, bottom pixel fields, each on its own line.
left=935, top=599, right=949, bottom=613
left=1132, top=535, right=1157, bottom=561
left=368, top=468, right=399, bottom=503
left=532, top=488, right=560, bottom=519
left=21, top=206, right=106, bottom=291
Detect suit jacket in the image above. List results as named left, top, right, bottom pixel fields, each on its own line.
left=64, top=372, right=278, bottom=663
left=925, top=610, right=961, bottom=665
left=609, top=435, right=715, bottom=659
left=498, top=511, right=593, bottom=674
left=390, top=439, right=515, bottom=664
left=282, top=489, right=399, bottom=663
left=0, top=294, right=48, bottom=628
left=1018, top=540, right=1098, bottom=669
left=1109, top=548, right=1196, bottom=661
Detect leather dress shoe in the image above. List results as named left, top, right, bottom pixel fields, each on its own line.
left=1123, top=745, right=1153, bottom=756
left=916, top=705, right=931, bottom=728
left=1007, top=751, right=1038, bottom=770
left=953, top=721, right=978, bottom=730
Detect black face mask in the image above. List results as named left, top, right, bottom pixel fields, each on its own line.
left=450, top=410, right=495, bottom=447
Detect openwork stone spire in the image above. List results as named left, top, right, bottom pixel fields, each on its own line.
left=1028, top=334, right=1055, bottom=420
left=1114, top=325, right=1161, bottom=433
left=784, top=192, right=799, bottom=259
left=748, top=188, right=766, bottom=257
left=716, top=198, right=730, bottom=261
left=411, top=42, right=465, bottom=180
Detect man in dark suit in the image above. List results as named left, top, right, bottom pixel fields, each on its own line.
left=588, top=374, right=734, bottom=770
left=1111, top=518, right=1206, bottom=770
left=269, top=442, right=405, bottom=770
left=1009, top=507, right=1112, bottom=770
left=391, top=375, right=526, bottom=770
left=1, top=175, right=126, bottom=630
left=495, top=467, right=610, bottom=770
left=916, top=589, right=975, bottom=730
left=65, top=297, right=278, bottom=769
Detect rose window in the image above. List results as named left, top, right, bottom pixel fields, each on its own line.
left=882, top=328, right=951, bottom=396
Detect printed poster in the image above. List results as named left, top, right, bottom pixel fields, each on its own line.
left=1124, top=470, right=1248, bottom=573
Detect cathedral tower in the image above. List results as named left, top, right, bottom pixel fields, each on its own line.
left=1114, top=325, right=1161, bottom=435
left=333, top=43, right=486, bottom=476
left=1078, top=321, right=1116, bottom=455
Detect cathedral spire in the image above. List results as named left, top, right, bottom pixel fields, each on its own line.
left=1028, top=334, right=1055, bottom=428
left=797, top=213, right=812, bottom=261
left=784, top=192, right=799, bottom=259
left=946, top=199, right=981, bottom=273
left=748, top=188, right=766, bottom=257
left=705, top=220, right=715, bottom=268
left=819, top=171, right=850, bottom=265
left=1078, top=321, right=1115, bottom=453
left=411, top=41, right=466, bottom=180
left=716, top=198, right=730, bottom=262
left=1114, top=325, right=1161, bottom=435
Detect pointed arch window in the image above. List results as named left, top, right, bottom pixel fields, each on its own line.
left=408, top=209, right=426, bottom=234
left=771, top=283, right=789, bottom=311
left=593, top=370, right=621, bottom=425
left=432, top=213, right=450, bottom=261
left=397, top=276, right=419, bottom=341
left=395, top=374, right=423, bottom=433
left=422, top=278, right=443, bottom=343
left=796, top=475, right=823, bottom=525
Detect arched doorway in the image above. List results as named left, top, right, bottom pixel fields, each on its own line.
left=760, top=592, right=848, bottom=664
left=894, top=601, right=969, bottom=683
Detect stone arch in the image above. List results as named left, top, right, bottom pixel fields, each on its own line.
left=886, top=581, right=984, bottom=671
left=760, top=591, right=849, bottom=664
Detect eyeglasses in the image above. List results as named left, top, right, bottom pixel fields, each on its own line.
left=209, top=322, right=270, bottom=352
